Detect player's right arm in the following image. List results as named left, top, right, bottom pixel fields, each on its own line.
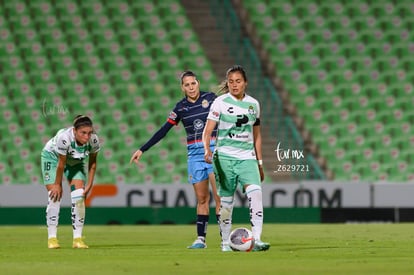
left=202, top=119, right=217, bottom=164
left=49, top=154, right=66, bottom=202
left=49, top=131, right=69, bottom=202
left=130, top=121, right=174, bottom=164
left=203, top=98, right=220, bottom=164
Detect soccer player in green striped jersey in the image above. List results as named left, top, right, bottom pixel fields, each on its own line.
left=202, top=65, right=270, bottom=252
left=41, top=115, right=100, bottom=249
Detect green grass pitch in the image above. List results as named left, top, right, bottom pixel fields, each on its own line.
left=1, top=223, right=414, bottom=274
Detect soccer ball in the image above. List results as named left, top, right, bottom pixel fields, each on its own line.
left=229, top=227, right=255, bottom=252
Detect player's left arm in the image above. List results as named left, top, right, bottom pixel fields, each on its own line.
left=253, top=121, right=264, bottom=182
left=85, top=134, right=100, bottom=197
left=85, top=152, right=98, bottom=198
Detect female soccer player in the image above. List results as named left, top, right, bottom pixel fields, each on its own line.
left=41, top=115, right=100, bottom=249
left=202, top=65, right=270, bottom=252
left=130, top=71, right=220, bottom=249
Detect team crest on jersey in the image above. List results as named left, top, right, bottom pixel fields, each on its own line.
left=248, top=106, right=256, bottom=115
left=44, top=172, right=50, bottom=181
left=193, top=119, right=204, bottom=130
left=201, top=99, right=209, bottom=108
left=168, top=111, right=178, bottom=120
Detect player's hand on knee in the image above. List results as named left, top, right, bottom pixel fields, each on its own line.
left=50, top=184, right=62, bottom=202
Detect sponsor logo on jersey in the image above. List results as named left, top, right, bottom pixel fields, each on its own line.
left=201, top=99, right=209, bottom=108
left=228, top=133, right=249, bottom=139
left=236, top=134, right=249, bottom=138
left=212, top=111, right=219, bottom=118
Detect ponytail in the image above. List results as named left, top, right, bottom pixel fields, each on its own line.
left=216, top=65, right=248, bottom=95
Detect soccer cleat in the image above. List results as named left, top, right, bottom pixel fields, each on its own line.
left=48, top=237, right=60, bottom=249
left=187, top=238, right=207, bottom=249
left=72, top=237, right=89, bottom=249
left=252, top=240, right=270, bottom=252
left=221, top=243, right=232, bottom=252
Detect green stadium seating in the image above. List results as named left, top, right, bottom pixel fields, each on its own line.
left=0, top=0, right=218, bottom=184
left=245, top=0, right=414, bottom=181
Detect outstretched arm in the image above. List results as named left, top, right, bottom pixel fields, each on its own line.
left=130, top=121, right=174, bottom=164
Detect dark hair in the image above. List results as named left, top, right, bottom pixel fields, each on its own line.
left=216, top=65, right=248, bottom=95
left=180, top=70, right=198, bottom=84
left=226, top=65, right=248, bottom=81
left=73, top=115, right=93, bottom=129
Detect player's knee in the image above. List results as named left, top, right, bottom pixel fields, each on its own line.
left=71, top=189, right=86, bottom=217
left=196, top=193, right=210, bottom=205
left=75, top=197, right=85, bottom=209
left=71, top=189, right=84, bottom=201
left=246, top=185, right=262, bottom=199
left=219, top=196, right=234, bottom=221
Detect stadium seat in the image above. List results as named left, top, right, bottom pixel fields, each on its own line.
left=0, top=0, right=213, bottom=185
left=244, top=0, right=414, bottom=181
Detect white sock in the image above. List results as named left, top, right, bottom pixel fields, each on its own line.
left=46, top=191, right=60, bottom=239
left=71, top=189, right=85, bottom=239
left=246, top=185, right=263, bottom=241
left=219, top=196, right=234, bottom=245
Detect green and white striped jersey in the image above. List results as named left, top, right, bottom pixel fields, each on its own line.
left=207, top=93, right=260, bottom=160
left=42, top=127, right=101, bottom=166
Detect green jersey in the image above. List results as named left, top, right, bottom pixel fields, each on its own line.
left=42, top=127, right=100, bottom=166
left=207, top=93, right=260, bottom=160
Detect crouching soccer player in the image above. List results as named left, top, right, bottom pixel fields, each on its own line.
left=41, top=115, right=100, bottom=249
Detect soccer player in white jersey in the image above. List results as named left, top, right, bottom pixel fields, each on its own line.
left=202, top=65, right=270, bottom=252
left=41, top=115, right=100, bottom=249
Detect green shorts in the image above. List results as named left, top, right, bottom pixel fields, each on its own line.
left=213, top=155, right=261, bottom=197
left=41, top=151, right=86, bottom=185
